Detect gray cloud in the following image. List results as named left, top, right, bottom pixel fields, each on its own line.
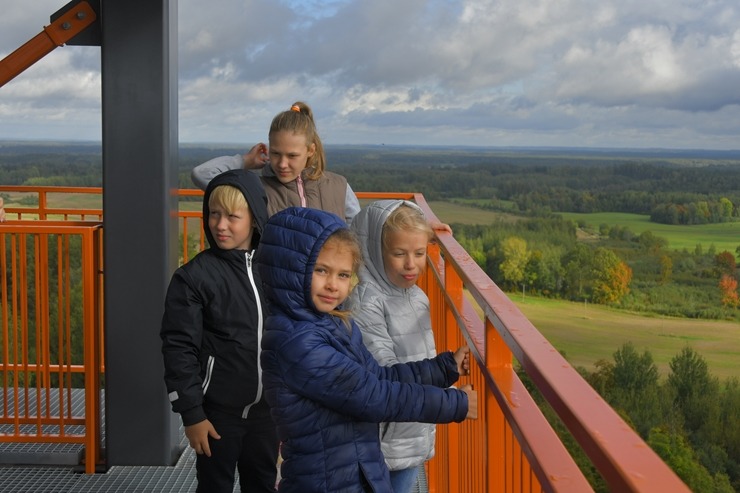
left=1, top=0, right=739, bottom=149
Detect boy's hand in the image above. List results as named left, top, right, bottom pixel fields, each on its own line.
left=454, top=346, right=470, bottom=376
left=461, top=384, right=478, bottom=419
left=243, top=143, right=269, bottom=170
left=185, top=419, right=221, bottom=456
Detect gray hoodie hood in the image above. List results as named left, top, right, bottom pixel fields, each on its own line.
left=350, top=199, right=424, bottom=291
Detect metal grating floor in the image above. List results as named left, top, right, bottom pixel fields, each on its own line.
left=0, top=424, right=203, bottom=493
left=1, top=446, right=429, bottom=493
left=1, top=389, right=429, bottom=492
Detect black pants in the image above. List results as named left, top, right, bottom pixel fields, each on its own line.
left=195, top=404, right=279, bottom=493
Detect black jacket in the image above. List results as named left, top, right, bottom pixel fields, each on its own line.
left=160, top=169, right=269, bottom=425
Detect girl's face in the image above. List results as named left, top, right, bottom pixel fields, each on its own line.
left=268, top=130, right=316, bottom=184
left=208, top=204, right=254, bottom=250
left=382, top=229, right=428, bottom=289
left=311, top=241, right=355, bottom=313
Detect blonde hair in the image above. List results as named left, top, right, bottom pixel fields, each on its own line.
left=269, top=101, right=326, bottom=180
left=208, top=185, right=249, bottom=214
left=321, top=228, right=362, bottom=326
left=381, top=204, right=433, bottom=251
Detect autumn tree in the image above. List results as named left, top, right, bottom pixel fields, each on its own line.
left=591, top=247, right=632, bottom=304
left=718, top=275, right=739, bottom=308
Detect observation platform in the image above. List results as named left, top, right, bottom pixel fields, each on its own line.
left=0, top=187, right=692, bottom=493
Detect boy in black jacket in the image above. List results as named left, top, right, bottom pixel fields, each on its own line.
left=161, top=169, right=278, bottom=493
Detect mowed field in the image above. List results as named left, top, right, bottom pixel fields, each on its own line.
left=559, top=211, right=740, bottom=253
left=511, top=297, right=740, bottom=381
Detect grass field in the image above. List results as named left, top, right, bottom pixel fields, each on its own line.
left=428, top=201, right=740, bottom=254
left=559, top=211, right=740, bottom=253
left=427, top=200, right=522, bottom=224
left=510, top=296, right=740, bottom=381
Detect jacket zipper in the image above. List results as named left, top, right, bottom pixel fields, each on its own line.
left=242, top=250, right=264, bottom=418
left=296, top=174, right=307, bottom=207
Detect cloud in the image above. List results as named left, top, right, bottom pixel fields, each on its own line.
left=1, top=0, right=739, bottom=149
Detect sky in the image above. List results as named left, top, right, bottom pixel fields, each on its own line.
left=1, top=0, right=740, bottom=150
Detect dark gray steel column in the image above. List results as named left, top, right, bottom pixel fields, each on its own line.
left=101, top=0, right=180, bottom=466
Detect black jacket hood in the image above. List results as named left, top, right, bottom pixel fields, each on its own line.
left=202, top=169, right=269, bottom=250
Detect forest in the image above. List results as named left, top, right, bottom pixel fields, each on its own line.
left=1, top=141, right=740, bottom=491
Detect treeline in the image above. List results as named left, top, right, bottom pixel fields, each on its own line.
left=522, top=344, right=740, bottom=492
left=334, top=159, right=740, bottom=224
left=451, top=216, right=739, bottom=319
left=3, top=142, right=740, bottom=226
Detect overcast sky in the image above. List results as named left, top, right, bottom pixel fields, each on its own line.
left=2, top=0, right=740, bottom=150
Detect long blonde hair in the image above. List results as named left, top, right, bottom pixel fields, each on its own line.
left=269, top=101, right=326, bottom=180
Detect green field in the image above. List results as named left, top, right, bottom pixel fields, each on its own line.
left=427, top=200, right=521, bottom=224
left=511, top=296, right=740, bottom=380
left=559, top=211, right=740, bottom=253
left=427, top=201, right=739, bottom=254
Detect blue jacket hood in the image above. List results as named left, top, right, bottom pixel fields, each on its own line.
left=255, top=207, right=347, bottom=318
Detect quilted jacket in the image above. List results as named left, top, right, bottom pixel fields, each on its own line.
left=349, top=199, right=438, bottom=471
left=256, top=207, right=468, bottom=493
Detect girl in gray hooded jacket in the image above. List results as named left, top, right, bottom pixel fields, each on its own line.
left=349, top=199, right=453, bottom=493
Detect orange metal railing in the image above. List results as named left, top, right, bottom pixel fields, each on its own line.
left=0, top=186, right=692, bottom=491
left=0, top=219, right=103, bottom=474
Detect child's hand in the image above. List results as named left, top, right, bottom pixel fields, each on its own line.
left=185, top=419, right=221, bottom=456
left=454, top=345, right=470, bottom=376
left=0, top=197, right=5, bottom=222
left=243, top=143, right=270, bottom=170
left=431, top=221, right=452, bottom=234
left=461, top=384, right=478, bottom=419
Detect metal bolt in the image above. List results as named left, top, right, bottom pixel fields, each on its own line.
left=76, top=12, right=87, bottom=20
left=62, top=22, right=72, bottom=30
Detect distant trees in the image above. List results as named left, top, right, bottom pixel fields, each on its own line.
left=650, top=197, right=736, bottom=225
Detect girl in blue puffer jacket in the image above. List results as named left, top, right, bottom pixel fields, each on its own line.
left=256, top=207, right=477, bottom=493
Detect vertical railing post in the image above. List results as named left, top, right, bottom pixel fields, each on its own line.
left=486, top=319, right=512, bottom=492
left=81, top=226, right=103, bottom=473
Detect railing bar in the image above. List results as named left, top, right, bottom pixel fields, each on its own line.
left=1, top=233, right=9, bottom=421
left=64, top=234, right=74, bottom=423
left=10, top=235, right=20, bottom=434
left=35, top=233, right=45, bottom=433
left=20, top=234, right=30, bottom=425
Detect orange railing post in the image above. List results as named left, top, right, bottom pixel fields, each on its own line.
left=0, top=221, right=103, bottom=474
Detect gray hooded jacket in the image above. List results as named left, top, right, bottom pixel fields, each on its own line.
left=349, top=199, right=437, bottom=471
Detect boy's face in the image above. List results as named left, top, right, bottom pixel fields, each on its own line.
left=311, top=241, right=354, bottom=313
left=268, top=130, right=316, bottom=184
left=208, top=204, right=254, bottom=250
left=382, top=229, right=428, bottom=289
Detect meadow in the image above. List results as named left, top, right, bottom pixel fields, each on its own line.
left=511, top=296, right=740, bottom=381
left=429, top=201, right=740, bottom=254
left=559, top=211, right=740, bottom=253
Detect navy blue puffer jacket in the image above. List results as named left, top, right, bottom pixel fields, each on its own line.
left=256, top=207, right=468, bottom=493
